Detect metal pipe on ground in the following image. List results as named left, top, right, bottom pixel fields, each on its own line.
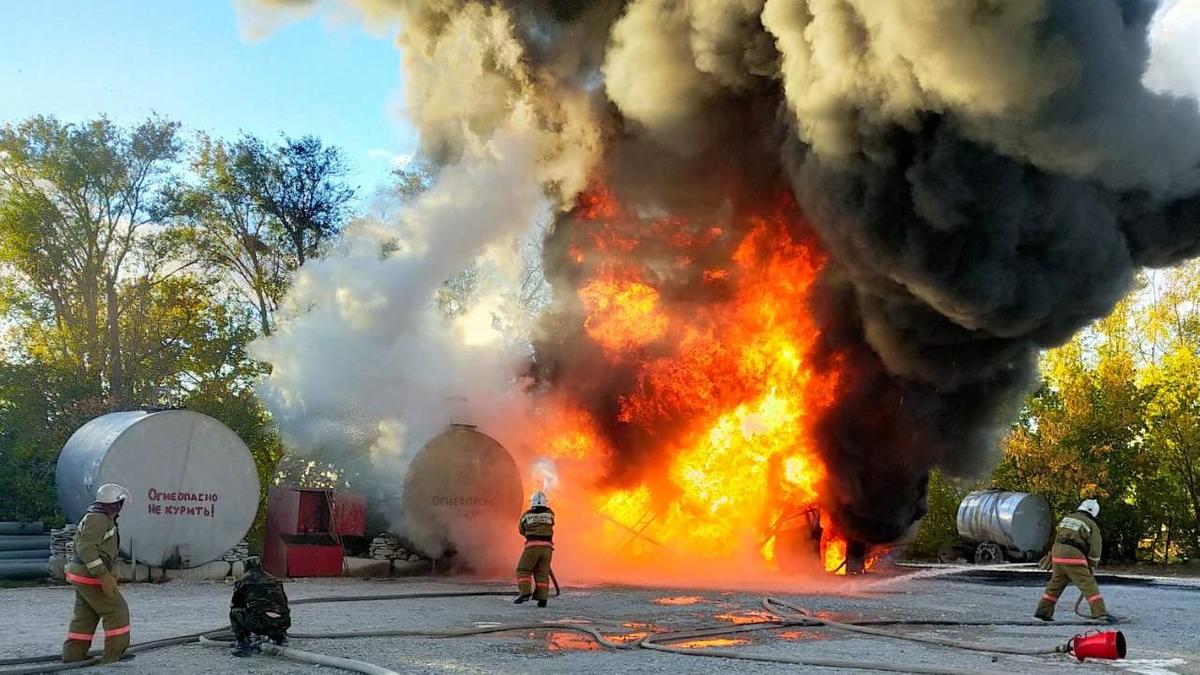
left=0, top=523, right=45, bottom=536
left=0, top=536, right=51, bottom=552
left=0, top=550, right=48, bottom=561
left=0, top=561, right=50, bottom=579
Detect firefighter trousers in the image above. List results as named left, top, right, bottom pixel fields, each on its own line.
left=1035, top=563, right=1107, bottom=619
left=516, top=544, right=553, bottom=601
left=62, top=583, right=130, bottom=663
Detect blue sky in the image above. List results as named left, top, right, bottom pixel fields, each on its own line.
left=0, top=1, right=417, bottom=193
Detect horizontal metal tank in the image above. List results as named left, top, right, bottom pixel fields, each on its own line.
left=956, top=490, right=1051, bottom=558
left=401, top=424, right=523, bottom=572
left=56, top=410, right=260, bottom=568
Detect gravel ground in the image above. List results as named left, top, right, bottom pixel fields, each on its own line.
left=1, top=566, right=1196, bottom=674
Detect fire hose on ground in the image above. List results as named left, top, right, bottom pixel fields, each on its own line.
left=0, top=587, right=1119, bottom=675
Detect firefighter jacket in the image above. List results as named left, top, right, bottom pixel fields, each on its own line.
left=1050, top=510, right=1102, bottom=567
left=518, top=506, right=555, bottom=543
left=232, top=569, right=290, bottom=618
left=66, top=512, right=119, bottom=579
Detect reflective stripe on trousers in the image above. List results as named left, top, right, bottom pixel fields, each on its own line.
left=66, top=572, right=103, bottom=586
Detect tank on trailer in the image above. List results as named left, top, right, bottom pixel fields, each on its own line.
left=56, top=410, right=260, bottom=568
left=400, top=424, right=523, bottom=573
left=956, top=490, right=1051, bottom=563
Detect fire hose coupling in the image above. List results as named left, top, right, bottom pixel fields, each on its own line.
left=1066, top=630, right=1127, bottom=661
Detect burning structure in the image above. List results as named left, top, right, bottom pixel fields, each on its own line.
left=249, top=0, right=1200, bottom=583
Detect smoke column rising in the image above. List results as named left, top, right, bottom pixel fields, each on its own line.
left=245, top=0, right=1200, bottom=546
left=252, top=121, right=547, bottom=498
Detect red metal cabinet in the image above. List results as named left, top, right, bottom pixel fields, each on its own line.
left=264, top=487, right=363, bottom=577
left=334, top=493, right=366, bottom=536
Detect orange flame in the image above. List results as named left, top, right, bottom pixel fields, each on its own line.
left=579, top=277, right=668, bottom=353
left=823, top=537, right=848, bottom=575
left=533, top=184, right=861, bottom=584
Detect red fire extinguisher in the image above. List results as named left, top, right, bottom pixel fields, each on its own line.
left=1068, top=630, right=1126, bottom=661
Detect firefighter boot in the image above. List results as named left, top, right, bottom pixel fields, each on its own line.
left=513, top=594, right=531, bottom=604
left=232, top=639, right=260, bottom=658
left=537, top=599, right=547, bottom=608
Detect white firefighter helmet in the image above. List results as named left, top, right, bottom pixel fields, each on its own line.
left=530, top=490, right=548, bottom=508
left=1078, top=499, right=1100, bottom=518
left=96, top=483, right=130, bottom=504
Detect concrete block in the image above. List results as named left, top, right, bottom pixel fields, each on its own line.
left=343, top=557, right=392, bottom=578
left=163, top=561, right=232, bottom=581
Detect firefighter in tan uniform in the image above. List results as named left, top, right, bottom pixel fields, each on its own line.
left=62, top=483, right=133, bottom=663
left=514, top=491, right=554, bottom=608
left=1035, top=499, right=1118, bottom=623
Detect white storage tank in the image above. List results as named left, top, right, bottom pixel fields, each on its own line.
left=56, top=410, right=260, bottom=568
left=956, top=490, right=1051, bottom=561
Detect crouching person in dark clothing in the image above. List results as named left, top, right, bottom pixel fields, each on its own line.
left=230, top=557, right=290, bottom=657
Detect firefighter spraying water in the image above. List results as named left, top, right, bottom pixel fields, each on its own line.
left=514, top=491, right=555, bottom=608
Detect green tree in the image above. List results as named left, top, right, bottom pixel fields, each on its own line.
left=0, top=115, right=182, bottom=406
left=1137, top=264, right=1200, bottom=557
left=907, top=471, right=974, bottom=560
left=257, top=135, right=355, bottom=268
left=163, top=136, right=288, bottom=336
left=165, top=134, right=355, bottom=334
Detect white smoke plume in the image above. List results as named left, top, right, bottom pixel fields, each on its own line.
left=252, top=115, right=546, bottom=484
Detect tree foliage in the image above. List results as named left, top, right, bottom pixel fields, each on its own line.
left=164, top=134, right=355, bottom=335
left=0, top=115, right=182, bottom=406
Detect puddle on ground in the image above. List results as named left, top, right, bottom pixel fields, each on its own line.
left=653, top=595, right=706, bottom=606
left=713, top=609, right=777, bottom=625
left=604, top=631, right=648, bottom=645
left=671, top=637, right=749, bottom=649
left=545, top=632, right=602, bottom=652
left=777, top=629, right=830, bottom=641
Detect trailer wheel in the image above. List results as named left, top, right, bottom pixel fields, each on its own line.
left=974, top=542, right=1004, bottom=564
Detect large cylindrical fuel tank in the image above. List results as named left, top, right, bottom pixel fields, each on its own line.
left=400, top=424, right=523, bottom=571
left=56, top=410, right=260, bottom=568
left=956, top=490, right=1051, bottom=557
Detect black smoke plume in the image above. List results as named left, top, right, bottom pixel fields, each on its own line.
left=250, top=0, right=1200, bottom=544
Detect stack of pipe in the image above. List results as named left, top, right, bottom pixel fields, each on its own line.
left=0, top=521, right=50, bottom=579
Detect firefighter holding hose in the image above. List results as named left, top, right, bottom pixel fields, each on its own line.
left=61, top=483, right=132, bottom=664
left=514, top=490, right=554, bottom=608
left=1035, top=499, right=1120, bottom=623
